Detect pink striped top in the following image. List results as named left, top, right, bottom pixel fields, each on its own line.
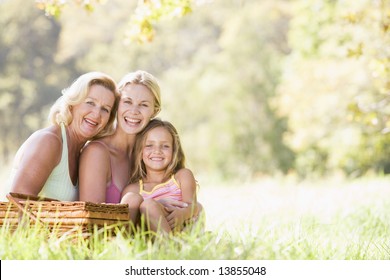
left=139, top=175, right=182, bottom=201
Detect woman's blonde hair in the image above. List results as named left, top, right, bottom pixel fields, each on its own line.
left=48, top=71, right=119, bottom=139
left=129, top=118, right=185, bottom=184
left=118, top=70, right=161, bottom=118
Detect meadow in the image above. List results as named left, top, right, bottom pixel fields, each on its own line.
left=0, top=174, right=389, bottom=260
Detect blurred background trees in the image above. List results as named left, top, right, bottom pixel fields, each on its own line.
left=277, top=0, right=390, bottom=177
left=0, top=0, right=389, bottom=181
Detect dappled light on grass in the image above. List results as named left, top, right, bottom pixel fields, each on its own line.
left=0, top=176, right=389, bottom=259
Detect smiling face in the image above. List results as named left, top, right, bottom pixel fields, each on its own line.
left=71, top=84, right=116, bottom=139
left=142, top=126, right=173, bottom=173
left=117, top=84, right=156, bottom=135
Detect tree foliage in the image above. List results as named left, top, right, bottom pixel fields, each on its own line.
left=276, top=0, right=390, bottom=177
left=1, top=0, right=389, bottom=179
left=35, top=0, right=193, bottom=43
left=0, top=0, right=75, bottom=160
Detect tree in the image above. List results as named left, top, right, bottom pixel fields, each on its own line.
left=35, top=0, right=194, bottom=43
left=0, top=0, right=75, bottom=161
left=4, top=0, right=388, bottom=179
left=276, top=0, right=390, bottom=176
left=31, top=0, right=295, bottom=179
left=341, top=0, right=390, bottom=174
left=160, top=0, right=294, bottom=179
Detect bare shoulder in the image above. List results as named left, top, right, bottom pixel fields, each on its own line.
left=79, top=140, right=111, bottom=176
left=31, top=126, right=62, bottom=147
left=12, top=126, right=63, bottom=177
left=175, top=168, right=196, bottom=185
left=175, top=168, right=195, bottom=179
left=80, top=140, right=110, bottom=160
left=122, top=182, right=140, bottom=195
left=20, top=126, right=62, bottom=160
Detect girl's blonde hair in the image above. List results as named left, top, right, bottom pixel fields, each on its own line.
left=130, top=118, right=185, bottom=183
left=118, top=70, right=161, bottom=118
left=48, top=71, right=120, bottom=139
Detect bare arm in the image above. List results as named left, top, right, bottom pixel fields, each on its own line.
left=166, top=168, right=198, bottom=229
left=79, top=142, right=110, bottom=203
left=121, top=183, right=140, bottom=199
left=158, top=198, right=189, bottom=209
left=10, top=130, right=62, bottom=196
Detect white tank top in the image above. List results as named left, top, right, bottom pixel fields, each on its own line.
left=38, top=122, right=78, bottom=201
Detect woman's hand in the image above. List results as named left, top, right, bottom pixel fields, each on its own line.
left=166, top=206, right=193, bottom=230
left=158, top=198, right=188, bottom=212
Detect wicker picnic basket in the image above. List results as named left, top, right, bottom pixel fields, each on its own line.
left=0, top=192, right=130, bottom=233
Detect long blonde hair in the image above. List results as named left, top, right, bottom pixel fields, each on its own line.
left=129, top=119, right=185, bottom=183
left=49, top=71, right=119, bottom=139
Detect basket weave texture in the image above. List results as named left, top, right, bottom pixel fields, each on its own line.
left=0, top=193, right=130, bottom=232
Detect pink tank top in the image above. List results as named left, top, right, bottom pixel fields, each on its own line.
left=106, top=179, right=121, bottom=203
left=94, top=141, right=122, bottom=204
left=139, top=175, right=182, bottom=201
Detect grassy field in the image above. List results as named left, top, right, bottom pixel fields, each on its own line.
left=0, top=175, right=389, bottom=260
left=198, top=175, right=390, bottom=259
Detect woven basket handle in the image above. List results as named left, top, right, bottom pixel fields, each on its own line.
left=7, top=192, right=58, bottom=202
left=6, top=192, right=42, bottom=224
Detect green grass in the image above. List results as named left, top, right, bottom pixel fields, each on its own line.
left=0, top=176, right=389, bottom=260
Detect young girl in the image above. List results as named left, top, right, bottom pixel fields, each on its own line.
left=121, top=118, right=201, bottom=234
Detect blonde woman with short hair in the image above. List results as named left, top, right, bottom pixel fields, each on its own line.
left=8, top=72, right=119, bottom=201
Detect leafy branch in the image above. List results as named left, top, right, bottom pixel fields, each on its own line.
left=34, top=0, right=194, bottom=43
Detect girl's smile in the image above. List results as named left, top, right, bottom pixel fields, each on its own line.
left=143, top=127, right=173, bottom=172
